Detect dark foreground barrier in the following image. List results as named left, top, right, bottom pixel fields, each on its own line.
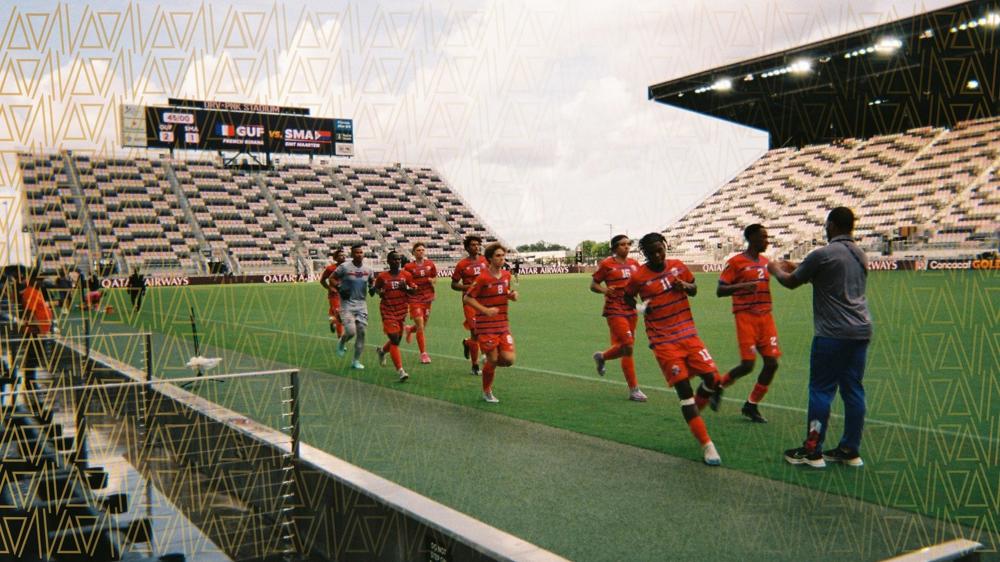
left=56, top=338, right=566, bottom=562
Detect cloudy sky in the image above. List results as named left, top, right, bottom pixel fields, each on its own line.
left=0, top=0, right=963, bottom=252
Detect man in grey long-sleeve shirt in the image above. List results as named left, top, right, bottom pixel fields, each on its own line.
left=333, top=244, right=375, bottom=369
left=769, top=207, right=872, bottom=469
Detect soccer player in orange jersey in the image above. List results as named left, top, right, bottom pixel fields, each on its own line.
left=451, top=235, right=487, bottom=376
left=590, top=234, right=647, bottom=402
left=374, top=251, right=416, bottom=382
left=463, top=243, right=518, bottom=403
left=320, top=248, right=347, bottom=336
left=715, top=224, right=780, bottom=423
left=624, top=232, right=723, bottom=466
left=403, top=242, right=437, bottom=364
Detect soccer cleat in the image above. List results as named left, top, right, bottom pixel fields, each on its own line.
left=350, top=360, right=365, bottom=370
left=784, top=446, right=826, bottom=468
left=823, top=446, right=864, bottom=467
left=470, top=364, right=480, bottom=376
left=483, top=392, right=499, bottom=403
left=741, top=401, right=768, bottom=423
left=593, top=352, right=606, bottom=376
left=462, top=339, right=471, bottom=359
left=702, top=442, right=721, bottom=466
left=398, top=369, right=409, bottom=382
left=405, top=326, right=415, bottom=344
left=329, top=322, right=337, bottom=334
left=420, top=352, right=431, bottom=364
left=377, top=347, right=388, bottom=366
left=708, top=385, right=723, bottom=412
left=336, top=341, right=347, bottom=357
left=629, top=388, right=648, bottom=402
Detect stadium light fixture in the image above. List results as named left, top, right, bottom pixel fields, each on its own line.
left=874, top=37, right=903, bottom=54
left=743, top=73, right=754, bottom=82
left=986, top=13, right=1000, bottom=26
left=919, top=29, right=934, bottom=39
left=789, top=59, right=812, bottom=74
left=711, top=78, right=733, bottom=91
left=966, top=79, right=980, bottom=90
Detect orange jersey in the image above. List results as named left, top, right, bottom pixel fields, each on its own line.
left=374, top=270, right=414, bottom=322
left=718, top=253, right=772, bottom=315
left=19, top=286, right=53, bottom=335
left=593, top=256, right=640, bottom=318
left=320, top=264, right=341, bottom=296
left=452, top=255, right=487, bottom=292
left=404, top=259, right=437, bottom=305
left=466, top=269, right=513, bottom=336
left=625, top=260, right=698, bottom=347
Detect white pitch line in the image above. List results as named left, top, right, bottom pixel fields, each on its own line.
left=150, top=315, right=1000, bottom=447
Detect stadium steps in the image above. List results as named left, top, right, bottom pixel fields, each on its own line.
left=326, top=167, right=390, bottom=254
left=398, top=167, right=461, bottom=240
left=249, top=173, right=310, bottom=272
left=162, top=161, right=214, bottom=273
left=853, top=127, right=950, bottom=243
left=60, top=151, right=101, bottom=269
left=925, top=156, right=1000, bottom=237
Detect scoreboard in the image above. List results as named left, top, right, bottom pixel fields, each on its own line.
left=121, top=103, right=353, bottom=157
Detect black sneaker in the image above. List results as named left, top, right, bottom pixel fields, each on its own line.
left=462, top=339, right=471, bottom=359
left=470, top=364, right=480, bottom=376
left=823, top=446, right=864, bottom=467
left=784, top=446, right=825, bottom=468
left=708, top=385, right=723, bottom=412
left=741, top=401, right=768, bottom=423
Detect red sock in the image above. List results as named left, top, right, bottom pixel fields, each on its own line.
left=749, top=383, right=769, bottom=404
left=482, top=362, right=496, bottom=393
left=719, top=372, right=733, bottom=388
left=621, top=356, right=637, bottom=388
left=336, top=322, right=344, bottom=337
left=602, top=345, right=623, bottom=361
left=470, top=341, right=480, bottom=366
left=416, top=331, right=426, bottom=353
left=381, top=341, right=391, bottom=352
left=694, top=395, right=709, bottom=411
left=390, top=345, right=402, bottom=369
left=687, top=416, right=711, bottom=445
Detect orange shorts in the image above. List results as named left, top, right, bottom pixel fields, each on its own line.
left=463, top=304, right=477, bottom=332
left=328, top=294, right=341, bottom=316
left=383, top=316, right=405, bottom=336
left=477, top=332, right=514, bottom=354
left=409, top=303, right=431, bottom=322
left=606, top=315, right=637, bottom=347
left=735, top=312, right=781, bottom=361
left=653, top=336, right=717, bottom=387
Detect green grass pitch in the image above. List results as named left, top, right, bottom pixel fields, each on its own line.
left=105, top=270, right=997, bottom=538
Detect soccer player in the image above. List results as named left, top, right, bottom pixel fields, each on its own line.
left=451, top=235, right=487, bottom=375
left=714, top=224, right=780, bottom=423
left=333, top=244, right=375, bottom=370
left=320, top=248, right=347, bottom=336
left=14, top=266, right=53, bottom=390
left=624, top=232, right=723, bottom=466
left=590, top=234, right=647, bottom=402
left=374, top=251, right=416, bottom=382
left=463, top=243, right=518, bottom=403
left=403, top=242, right=437, bottom=364
left=769, top=207, right=871, bottom=469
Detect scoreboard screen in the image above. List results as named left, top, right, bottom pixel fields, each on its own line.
left=121, top=104, right=353, bottom=157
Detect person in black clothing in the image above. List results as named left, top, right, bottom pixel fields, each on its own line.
left=128, top=267, right=147, bottom=311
